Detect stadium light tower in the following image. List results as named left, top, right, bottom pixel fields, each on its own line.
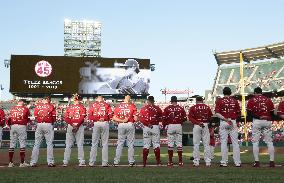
left=64, top=19, right=102, bottom=57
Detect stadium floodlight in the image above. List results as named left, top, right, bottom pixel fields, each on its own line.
left=4, top=59, right=10, bottom=68
left=64, top=19, right=102, bottom=57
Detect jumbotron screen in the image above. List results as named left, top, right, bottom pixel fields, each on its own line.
left=10, top=55, right=150, bottom=96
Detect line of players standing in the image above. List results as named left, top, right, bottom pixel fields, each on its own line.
left=0, top=86, right=284, bottom=168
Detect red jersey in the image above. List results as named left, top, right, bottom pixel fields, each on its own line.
left=88, top=101, right=113, bottom=122
left=0, top=109, right=5, bottom=127
left=34, top=102, right=56, bottom=123
left=64, top=103, right=86, bottom=127
left=215, top=96, right=240, bottom=120
left=114, top=102, right=138, bottom=123
left=188, top=103, right=213, bottom=125
left=139, top=104, right=163, bottom=126
left=247, top=95, right=274, bottom=120
left=277, top=100, right=284, bottom=115
left=7, top=105, right=30, bottom=125
left=163, top=104, right=187, bottom=125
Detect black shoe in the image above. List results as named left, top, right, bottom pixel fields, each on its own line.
left=129, top=162, right=135, bottom=167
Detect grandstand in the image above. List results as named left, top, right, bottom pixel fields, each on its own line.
left=211, top=42, right=284, bottom=98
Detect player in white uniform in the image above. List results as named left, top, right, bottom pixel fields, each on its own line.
left=188, top=96, right=212, bottom=167
left=63, top=94, right=86, bottom=167
left=113, top=95, right=138, bottom=167
left=30, top=96, right=56, bottom=167
left=88, top=96, right=113, bottom=167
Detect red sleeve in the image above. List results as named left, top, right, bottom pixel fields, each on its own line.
left=162, top=107, right=169, bottom=126
left=208, top=106, right=213, bottom=118
left=215, top=99, right=221, bottom=114
left=246, top=99, right=253, bottom=111
left=139, top=107, right=147, bottom=124
left=0, top=110, right=5, bottom=126
left=278, top=101, right=284, bottom=115
left=76, top=105, right=86, bottom=127
left=114, top=107, right=120, bottom=117
left=157, top=107, right=163, bottom=122
left=88, top=104, right=94, bottom=121
left=188, top=107, right=200, bottom=125
left=64, top=107, right=71, bottom=124
left=51, top=105, right=56, bottom=122
left=267, top=99, right=274, bottom=112
left=107, top=104, right=113, bottom=119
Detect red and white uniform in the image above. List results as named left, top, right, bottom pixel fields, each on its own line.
left=0, top=108, right=5, bottom=147
left=215, top=96, right=241, bottom=166
left=30, top=102, right=56, bottom=166
left=163, top=104, right=186, bottom=149
left=63, top=103, right=86, bottom=165
left=247, top=95, right=275, bottom=162
left=113, top=102, right=137, bottom=165
left=278, top=100, right=284, bottom=116
left=188, top=103, right=212, bottom=166
left=88, top=101, right=113, bottom=166
left=139, top=104, right=163, bottom=149
left=7, top=105, right=30, bottom=149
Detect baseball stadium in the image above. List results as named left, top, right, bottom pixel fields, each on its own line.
left=1, top=1, right=284, bottom=183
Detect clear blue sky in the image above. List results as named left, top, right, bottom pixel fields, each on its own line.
left=1, top=0, right=284, bottom=101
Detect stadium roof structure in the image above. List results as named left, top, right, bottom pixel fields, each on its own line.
left=214, top=42, right=284, bottom=65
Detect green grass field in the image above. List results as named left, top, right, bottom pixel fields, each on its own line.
left=1, top=146, right=284, bottom=183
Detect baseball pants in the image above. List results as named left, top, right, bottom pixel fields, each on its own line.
left=192, top=124, right=211, bottom=165
left=89, top=122, right=109, bottom=166
left=63, top=125, right=85, bottom=165
left=167, top=124, right=182, bottom=148
left=143, top=125, right=160, bottom=149
left=252, top=119, right=274, bottom=161
left=10, top=125, right=27, bottom=148
left=30, top=123, right=54, bottom=165
left=219, top=120, right=241, bottom=165
left=114, top=123, right=135, bottom=164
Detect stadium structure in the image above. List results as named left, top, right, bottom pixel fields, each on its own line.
left=64, top=19, right=102, bottom=57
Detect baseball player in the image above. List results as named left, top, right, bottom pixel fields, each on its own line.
left=139, top=96, right=163, bottom=167
left=63, top=94, right=86, bottom=167
left=97, top=59, right=149, bottom=94
left=188, top=96, right=212, bottom=167
left=88, top=95, right=113, bottom=167
left=277, top=99, right=284, bottom=119
left=0, top=107, right=5, bottom=148
left=163, top=96, right=187, bottom=166
left=6, top=99, right=30, bottom=167
left=247, top=87, right=275, bottom=167
left=113, top=95, right=138, bottom=167
left=30, top=95, right=56, bottom=167
left=215, top=87, right=241, bottom=167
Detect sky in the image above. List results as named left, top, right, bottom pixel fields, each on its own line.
left=0, top=0, right=284, bottom=101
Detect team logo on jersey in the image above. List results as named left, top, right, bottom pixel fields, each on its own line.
left=34, top=60, right=52, bottom=77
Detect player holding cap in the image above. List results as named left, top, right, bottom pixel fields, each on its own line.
left=188, top=96, right=212, bottom=167
left=215, top=87, right=241, bottom=167
left=113, top=95, right=138, bottom=167
left=30, top=95, right=56, bottom=167
left=6, top=99, right=30, bottom=167
left=0, top=106, right=5, bottom=148
left=88, top=95, right=113, bottom=167
left=63, top=94, right=86, bottom=167
left=139, top=96, right=163, bottom=167
left=247, top=87, right=275, bottom=167
left=163, top=96, right=187, bottom=166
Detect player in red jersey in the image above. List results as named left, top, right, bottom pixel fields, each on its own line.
left=215, top=87, right=241, bottom=167
left=163, top=96, right=187, bottom=166
left=247, top=87, right=275, bottom=167
left=188, top=96, right=212, bottom=167
left=6, top=99, right=31, bottom=167
left=139, top=96, right=163, bottom=167
left=88, top=95, right=113, bottom=167
left=63, top=94, right=86, bottom=167
left=0, top=106, right=5, bottom=148
left=113, top=95, right=138, bottom=167
left=30, top=95, right=56, bottom=167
